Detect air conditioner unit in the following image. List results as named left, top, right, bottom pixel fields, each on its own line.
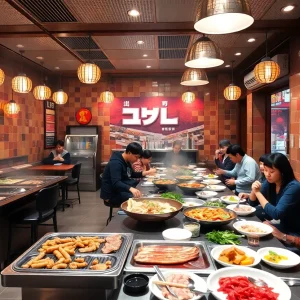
left=244, top=54, right=289, bottom=90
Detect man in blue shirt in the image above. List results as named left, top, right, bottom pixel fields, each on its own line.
left=215, top=144, right=260, bottom=194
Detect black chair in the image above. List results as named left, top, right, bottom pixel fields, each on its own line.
left=63, top=163, right=81, bottom=206
left=7, top=184, right=59, bottom=258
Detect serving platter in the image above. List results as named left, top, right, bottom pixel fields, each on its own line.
left=233, top=220, right=273, bottom=237
left=124, top=240, right=217, bottom=274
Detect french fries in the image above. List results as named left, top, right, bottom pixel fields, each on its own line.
left=90, top=261, right=111, bottom=270
left=218, top=246, right=255, bottom=266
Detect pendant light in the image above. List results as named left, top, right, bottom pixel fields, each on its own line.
left=12, top=50, right=32, bottom=93
left=185, top=36, right=223, bottom=68
left=77, top=35, right=101, bottom=84
left=224, top=61, right=241, bottom=101
left=0, top=68, right=5, bottom=85
left=4, top=90, right=20, bottom=116
left=100, top=91, right=114, bottom=103
left=53, top=73, right=68, bottom=105
left=254, top=33, right=280, bottom=84
left=195, top=0, right=254, bottom=34
left=181, top=68, right=209, bottom=86
left=33, top=61, right=52, bottom=100
left=182, top=91, right=195, bottom=104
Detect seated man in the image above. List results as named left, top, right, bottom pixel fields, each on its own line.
left=100, top=142, right=156, bottom=205
left=43, top=140, right=71, bottom=165
left=165, top=140, right=188, bottom=168
left=215, top=144, right=260, bottom=194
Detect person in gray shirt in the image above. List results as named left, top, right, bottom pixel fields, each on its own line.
left=215, top=144, right=260, bottom=194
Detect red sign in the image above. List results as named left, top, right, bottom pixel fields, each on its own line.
left=76, top=108, right=92, bottom=125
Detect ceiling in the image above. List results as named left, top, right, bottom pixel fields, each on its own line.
left=0, top=0, right=299, bottom=75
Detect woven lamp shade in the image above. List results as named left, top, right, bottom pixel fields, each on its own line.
left=12, top=74, right=32, bottom=93
left=33, top=85, right=52, bottom=100
left=182, top=92, right=195, bottom=104
left=77, top=63, right=101, bottom=84
left=254, top=58, right=280, bottom=84
left=195, top=0, right=253, bottom=34
left=53, top=89, right=68, bottom=105
left=185, top=36, right=223, bottom=68
left=100, top=91, right=114, bottom=103
left=181, top=68, right=209, bottom=86
left=0, top=68, right=5, bottom=85
left=224, top=84, right=241, bottom=101
left=4, top=100, right=20, bottom=115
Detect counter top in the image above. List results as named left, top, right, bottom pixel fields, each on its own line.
left=111, top=149, right=198, bottom=152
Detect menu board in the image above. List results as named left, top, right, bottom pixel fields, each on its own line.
left=44, top=100, right=56, bottom=149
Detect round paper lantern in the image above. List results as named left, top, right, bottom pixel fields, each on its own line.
left=224, top=84, right=241, bottom=101
left=0, top=68, right=5, bottom=85
left=4, top=100, right=20, bottom=115
left=77, top=62, right=101, bottom=84
left=33, top=84, right=52, bottom=100
left=100, top=91, right=114, bottom=103
left=182, top=92, right=195, bottom=103
left=12, top=74, right=32, bottom=93
left=254, top=58, right=280, bottom=84
left=53, top=89, right=68, bottom=104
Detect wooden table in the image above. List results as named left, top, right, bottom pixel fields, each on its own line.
left=30, top=164, right=74, bottom=173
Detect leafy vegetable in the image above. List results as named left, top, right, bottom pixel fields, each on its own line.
left=161, top=192, right=184, bottom=203
left=204, top=201, right=226, bottom=208
left=177, top=169, right=193, bottom=176
left=206, top=230, right=243, bottom=245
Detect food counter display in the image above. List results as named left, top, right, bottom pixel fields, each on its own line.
left=1, top=232, right=134, bottom=300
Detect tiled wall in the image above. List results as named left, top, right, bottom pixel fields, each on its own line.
left=58, top=74, right=239, bottom=162
left=0, top=47, right=55, bottom=163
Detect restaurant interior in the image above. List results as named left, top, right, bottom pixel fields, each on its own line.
left=0, top=0, right=300, bottom=300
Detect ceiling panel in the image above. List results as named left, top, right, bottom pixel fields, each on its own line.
left=58, top=37, right=99, bottom=50
left=159, top=49, right=187, bottom=59
left=65, top=0, right=154, bottom=23
left=95, top=60, right=115, bottom=69
left=220, top=47, right=257, bottom=67
left=51, top=60, right=81, bottom=71
left=192, top=34, right=241, bottom=48
left=0, top=37, right=64, bottom=51
left=110, top=59, right=158, bottom=69
left=94, top=35, right=155, bottom=50
left=0, top=0, right=32, bottom=25
left=248, top=0, right=276, bottom=19
left=262, top=0, right=300, bottom=20
left=104, top=49, right=157, bottom=60
left=158, top=36, right=190, bottom=49
left=76, top=50, right=108, bottom=60
left=159, top=59, right=185, bottom=69
left=155, top=0, right=198, bottom=22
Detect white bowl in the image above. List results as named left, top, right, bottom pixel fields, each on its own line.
left=193, top=176, right=203, bottom=181
left=207, top=266, right=291, bottom=300
left=195, top=191, right=218, bottom=199
left=226, top=204, right=256, bottom=216
left=182, top=198, right=205, bottom=208
left=233, top=220, right=273, bottom=237
left=188, top=164, right=197, bottom=169
left=206, top=185, right=226, bottom=192
left=211, top=245, right=261, bottom=268
left=162, top=228, right=192, bottom=241
left=220, top=195, right=246, bottom=204
left=257, top=247, right=300, bottom=269
left=156, top=167, right=166, bottom=171
left=192, top=171, right=199, bottom=174
left=195, top=168, right=206, bottom=171
left=150, top=271, right=207, bottom=300
left=203, top=174, right=219, bottom=179
left=202, top=179, right=221, bottom=185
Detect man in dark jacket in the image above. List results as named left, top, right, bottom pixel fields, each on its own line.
left=43, top=140, right=71, bottom=165
left=165, top=140, right=188, bottom=168
left=214, top=139, right=235, bottom=188
left=101, top=142, right=156, bottom=205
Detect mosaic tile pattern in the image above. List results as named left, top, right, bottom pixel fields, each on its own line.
left=58, top=75, right=238, bottom=162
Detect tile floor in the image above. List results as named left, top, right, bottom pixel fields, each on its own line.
left=0, top=190, right=115, bottom=300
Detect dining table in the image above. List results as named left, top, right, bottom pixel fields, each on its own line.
left=29, top=164, right=75, bottom=175
left=103, top=168, right=300, bottom=300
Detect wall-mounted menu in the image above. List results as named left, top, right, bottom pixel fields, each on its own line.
left=44, top=100, right=56, bottom=149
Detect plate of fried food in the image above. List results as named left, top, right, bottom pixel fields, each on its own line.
left=211, top=245, right=260, bottom=268
left=150, top=271, right=207, bottom=300
left=184, top=206, right=237, bottom=226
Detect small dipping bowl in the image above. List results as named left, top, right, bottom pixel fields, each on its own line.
left=162, top=228, right=192, bottom=241
left=124, top=273, right=149, bottom=294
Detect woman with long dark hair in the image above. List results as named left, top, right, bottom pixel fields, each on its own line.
left=249, top=153, right=300, bottom=237
left=132, top=150, right=154, bottom=173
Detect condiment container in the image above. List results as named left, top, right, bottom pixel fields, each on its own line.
left=247, top=234, right=260, bottom=247
left=183, top=222, right=200, bottom=238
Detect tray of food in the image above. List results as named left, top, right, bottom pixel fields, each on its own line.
left=13, top=232, right=133, bottom=274
left=0, top=178, right=26, bottom=185
left=124, top=240, right=217, bottom=274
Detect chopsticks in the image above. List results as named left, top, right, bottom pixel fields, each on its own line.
left=153, top=280, right=188, bottom=288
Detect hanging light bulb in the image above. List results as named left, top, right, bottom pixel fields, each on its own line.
left=195, top=0, right=254, bottom=34
left=100, top=91, right=114, bottom=103
left=0, top=68, right=5, bottom=85
left=77, top=35, right=101, bottom=84
left=12, top=50, right=32, bottom=93
left=182, top=92, right=195, bottom=103
left=33, top=61, right=52, bottom=100
left=181, top=68, right=209, bottom=86
left=254, top=33, right=280, bottom=84
left=224, top=61, right=241, bottom=101
left=4, top=100, right=20, bottom=115
left=185, top=36, right=223, bottom=68
left=53, top=89, right=68, bottom=105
